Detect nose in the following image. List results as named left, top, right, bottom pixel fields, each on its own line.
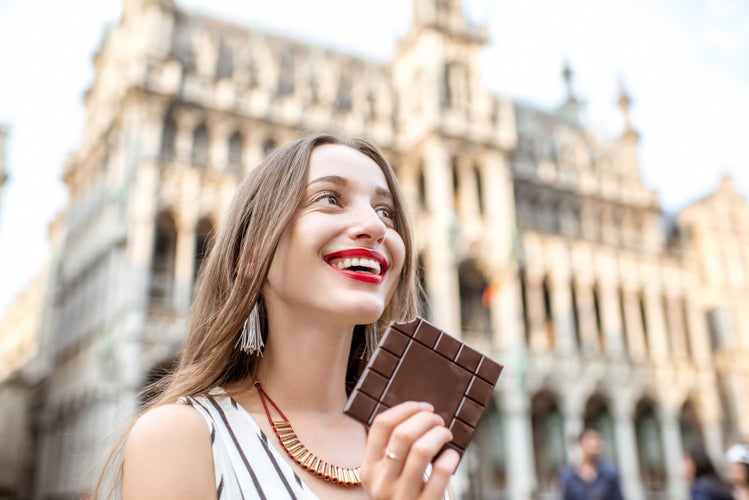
left=348, top=203, right=387, bottom=244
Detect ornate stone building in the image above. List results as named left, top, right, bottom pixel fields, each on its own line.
left=18, top=0, right=747, bottom=498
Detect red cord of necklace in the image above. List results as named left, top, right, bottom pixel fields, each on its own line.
left=254, top=382, right=362, bottom=486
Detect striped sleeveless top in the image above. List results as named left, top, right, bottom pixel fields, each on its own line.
left=180, top=389, right=318, bottom=499
left=180, top=389, right=452, bottom=500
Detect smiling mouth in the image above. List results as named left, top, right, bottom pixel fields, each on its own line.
left=324, top=249, right=388, bottom=283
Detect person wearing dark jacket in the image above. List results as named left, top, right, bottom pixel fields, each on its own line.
left=559, top=426, right=624, bottom=500
left=684, top=444, right=734, bottom=500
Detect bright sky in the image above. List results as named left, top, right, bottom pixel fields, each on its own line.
left=0, top=0, right=747, bottom=315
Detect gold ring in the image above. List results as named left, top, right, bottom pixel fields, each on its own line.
left=385, top=448, right=401, bottom=461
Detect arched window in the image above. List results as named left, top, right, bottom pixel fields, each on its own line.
left=458, top=258, right=491, bottom=338
left=227, top=131, right=243, bottom=172
left=542, top=276, right=556, bottom=348
left=519, top=268, right=530, bottom=346
left=417, top=162, right=427, bottom=209
left=191, top=122, right=209, bottom=167
left=160, top=113, right=176, bottom=161
left=679, top=399, right=703, bottom=451
left=639, top=292, right=650, bottom=355
left=571, top=280, right=581, bottom=350
left=473, top=162, right=484, bottom=215
left=593, top=283, right=604, bottom=350
left=584, top=395, right=617, bottom=464
left=618, top=288, right=629, bottom=358
left=150, top=211, right=177, bottom=306
left=215, top=39, right=233, bottom=79
left=335, top=73, right=352, bottom=111
left=470, top=402, right=506, bottom=495
left=635, top=398, right=666, bottom=492
left=451, top=156, right=461, bottom=214
left=531, top=391, right=566, bottom=491
left=194, top=218, right=214, bottom=285
left=277, top=51, right=295, bottom=95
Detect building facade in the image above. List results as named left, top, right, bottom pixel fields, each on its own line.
left=12, top=0, right=747, bottom=498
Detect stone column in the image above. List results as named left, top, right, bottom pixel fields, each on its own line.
left=174, top=110, right=201, bottom=164
left=562, top=397, right=583, bottom=462
left=574, top=279, right=600, bottom=356
left=613, top=398, right=643, bottom=500
left=623, top=288, right=648, bottom=361
left=666, top=295, right=688, bottom=360
left=600, top=281, right=625, bottom=358
left=503, top=389, right=536, bottom=499
left=422, top=137, right=460, bottom=334
left=525, top=273, right=549, bottom=352
left=644, top=287, right=670, bottom=361
left=551, top=273, right=576, bottom=356
left=208, top=119, right=231, bottom=172
left=684, top=295, right=712, bottom=367
left=661, top=404, right=687, bottom=499
left=174, top=205, right=198, bottom=313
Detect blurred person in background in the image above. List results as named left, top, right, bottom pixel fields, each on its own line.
left=558, top=425, right=624, bottom=500
left=683, top=443, right=733, bottom=500
left=726, top=443, right=749, bottom=500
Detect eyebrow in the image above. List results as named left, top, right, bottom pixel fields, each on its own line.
left=307, top=175, right=393, bottom=199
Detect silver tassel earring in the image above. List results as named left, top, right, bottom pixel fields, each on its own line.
left=362, top=322, right=378, bottom=360
left=237, top=301, right=264, bottom=356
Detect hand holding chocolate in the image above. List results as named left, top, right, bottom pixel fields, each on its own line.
left=344, top=317, right=503, bottom=459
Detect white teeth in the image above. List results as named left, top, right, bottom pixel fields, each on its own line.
left=331, top=256, right=382, bottom=274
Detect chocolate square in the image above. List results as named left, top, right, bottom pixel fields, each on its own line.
left=344, top=317, right=503, bottom=460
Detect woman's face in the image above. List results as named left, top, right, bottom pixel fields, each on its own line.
left=264, top=144, right=405, bottom=327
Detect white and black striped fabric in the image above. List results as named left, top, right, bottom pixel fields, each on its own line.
left=180, top=388, right=452, bottom=500
left=179, top=389, right=319, bottom=499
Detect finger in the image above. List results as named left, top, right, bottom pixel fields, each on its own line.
left=396, top=426, right=453, bottom=499
left=419, top=448, right=460, bottom=500
left=381, top=411, right=445, bottom=478
left=363, top=401, right=434, bottom=466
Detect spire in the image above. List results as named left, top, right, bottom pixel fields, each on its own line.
left=617, top=76, right=638, bottom=138
left=558, top=59, right=582, bottom=125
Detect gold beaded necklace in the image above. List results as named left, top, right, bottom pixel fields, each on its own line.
left=254, top=382, right=362, bottom=487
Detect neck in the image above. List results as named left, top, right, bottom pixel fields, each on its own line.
left=254, top=310, right=356, bottom=416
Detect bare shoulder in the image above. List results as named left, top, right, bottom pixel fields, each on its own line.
left=123, top=404, right=215, bottom=500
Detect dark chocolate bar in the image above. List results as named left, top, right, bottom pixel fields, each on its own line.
left=344, top=317, right=503, bottom=459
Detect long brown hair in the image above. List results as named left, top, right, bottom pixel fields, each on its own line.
left=94, top=131, right=419, bottom=497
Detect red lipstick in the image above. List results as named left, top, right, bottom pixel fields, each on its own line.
left=324, top=248, right=388, bottom=284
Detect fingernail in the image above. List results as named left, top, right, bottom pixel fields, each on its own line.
left=419, top=402, right=434, bottom=411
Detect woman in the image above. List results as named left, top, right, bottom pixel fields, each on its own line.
left=97, top=132, right=458, bottom=499
left=684, top=444, right=733, bottom=500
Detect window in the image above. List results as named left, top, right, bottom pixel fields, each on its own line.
left=191, top=123, right=209, bottom=167
left=227, top=131, right=243, bottom=172
left=160, top=113, right=176, bottom=161
left=150, top=211, right=177, bottom=306
left=531, top=392, right=566, bottom=491
left=458, top=258, right=491, bottom=338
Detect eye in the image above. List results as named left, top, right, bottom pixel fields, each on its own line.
left=312, top=191, right=341, bottom=206
left=375, top=205, right=395, bottom=220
